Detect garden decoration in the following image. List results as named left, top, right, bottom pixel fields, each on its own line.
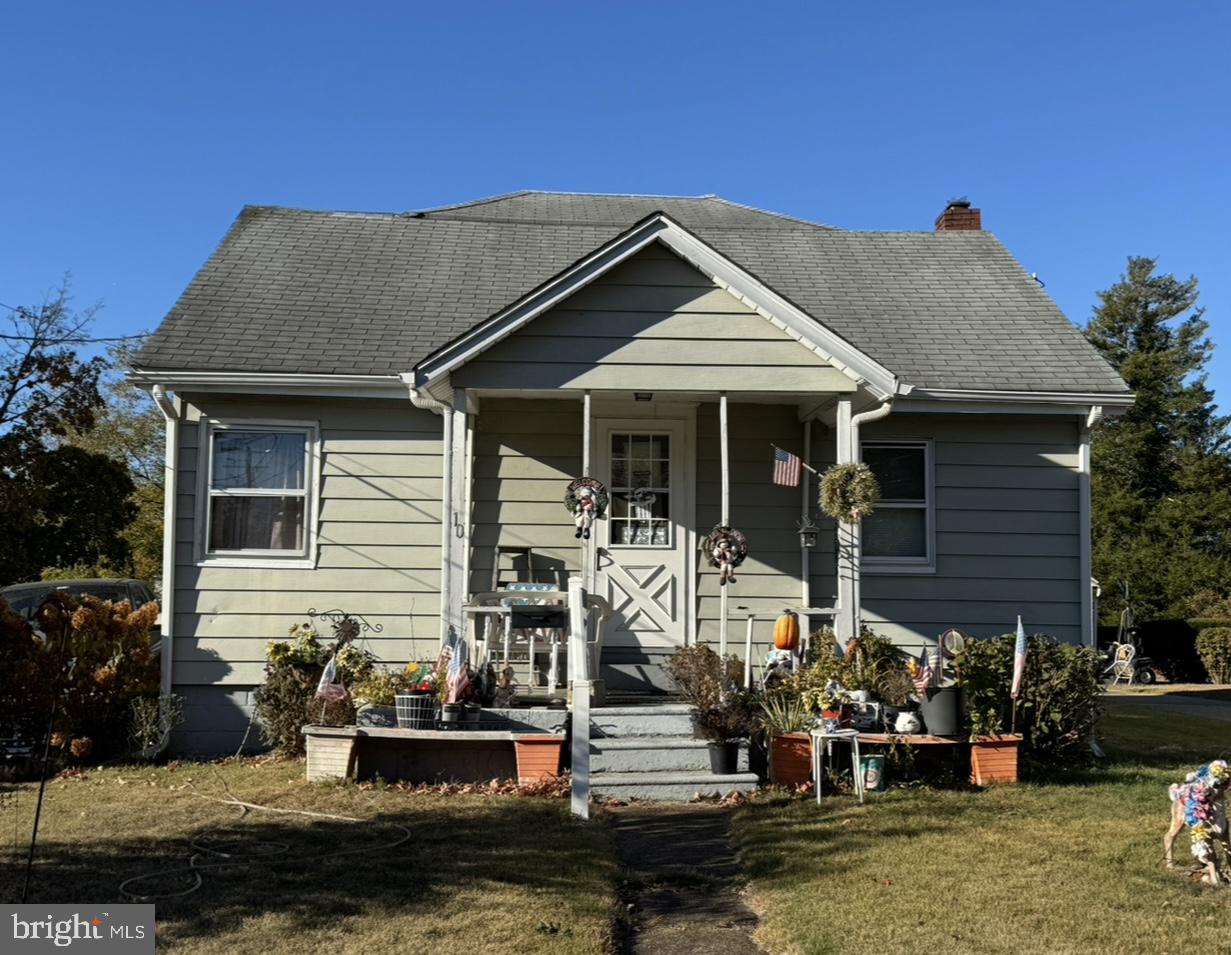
left=773, top=611, right=800, bottom=651
left=819, top=461, right=880, bottom=523
left=564, top=477, right=608, bottom=540
left=1166, top=760, right=1231, bottom=885
left=703, top=525, right=748, bottom=586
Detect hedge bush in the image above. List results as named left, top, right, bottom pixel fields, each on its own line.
left=1196, top=627, right=1231, bottom=684
left=959, top=633, right=1103, bottom=771
left=0, top=592, right=160, bottom=765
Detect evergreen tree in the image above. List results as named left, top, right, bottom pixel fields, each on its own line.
left=1086, top=257, right=1231, bottom=622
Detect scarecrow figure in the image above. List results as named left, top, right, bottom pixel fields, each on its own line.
left=563, top=477, right=609, bottom=540
left=701, top=525, right=748, bottom=587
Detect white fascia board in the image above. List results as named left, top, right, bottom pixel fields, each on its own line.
left=128, top=369, right=406, bottom=399
left=899, top=390, right=1134, bottom=416
left=413, top=214, right=903, bottom=400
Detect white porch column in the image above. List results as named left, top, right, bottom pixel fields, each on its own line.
left=581, top=391, right=595, bottom=594
left=719, top=392, right=730, bottom=655
left=835, top=398, right=858, bottom=641
left=445, top=388, right=471, bottom=641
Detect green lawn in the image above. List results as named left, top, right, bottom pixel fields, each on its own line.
left=733, top=703, right=1231, bottom=955
left=1, top=759, right=618, bottom=954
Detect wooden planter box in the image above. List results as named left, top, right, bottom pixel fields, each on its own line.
left=770, top=733, right=812, bottom=786
left=970, top=734, right=1022, bottom=785
left=513, top=735, right=564, bottom=783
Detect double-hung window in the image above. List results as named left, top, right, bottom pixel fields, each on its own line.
left=861, top=441, right=933, bottom=571
left=201, top=421, right=318, bottom=564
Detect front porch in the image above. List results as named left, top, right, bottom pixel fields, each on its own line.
left=444, top=391, right=879, bottom=698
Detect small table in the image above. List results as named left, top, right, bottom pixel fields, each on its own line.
left=810, top=727, right=865, bottom=804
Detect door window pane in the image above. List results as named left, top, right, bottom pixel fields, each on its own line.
left=610, top=431, right=671, bottom=547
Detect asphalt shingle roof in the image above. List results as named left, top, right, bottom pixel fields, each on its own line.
left=136, top=191, right=1129, bottom=394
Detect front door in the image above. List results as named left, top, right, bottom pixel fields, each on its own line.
left=594, top=417, right=693, bottom=648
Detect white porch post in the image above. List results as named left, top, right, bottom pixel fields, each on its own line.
left=719, top=392, right=730, bottom=656
left=835, top=398, right=858, bottom=642
left=800, top=417, right=812, bottom=608
left=445, top=388, right=470, bottom=642
left=568, top=575, right=591, bottom=819
left=581, top=391, right=595, bottom=594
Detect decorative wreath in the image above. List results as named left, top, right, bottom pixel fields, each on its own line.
left=819, top=462, right=880, bottom=522
left=701, top=525, right=749, bottom=568
left=563, top=476, right=609, bottom=518
left=1172, top=761, right=1231, bottom=862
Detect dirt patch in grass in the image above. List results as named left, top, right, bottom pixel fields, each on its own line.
left=1, top=759, right=618, bottom=954
left=733, top=709, right=1231, bottom=955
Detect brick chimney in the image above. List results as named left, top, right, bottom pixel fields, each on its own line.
left=935, top=197, right=982, bottom=231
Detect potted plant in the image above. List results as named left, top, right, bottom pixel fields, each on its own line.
left=697, top=689, right=760, bottom=774
left=761, top=694, right=815, bottom=786
left=394, top=661, right=441, bottom=729
left=958, top=637, right=1022, bottom=784
left=666, top=645, right=754, bottom=773
left=352, top=669, right=399, bottom=727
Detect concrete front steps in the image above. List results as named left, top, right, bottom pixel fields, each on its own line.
left=588, top=704, right=759, bottom=801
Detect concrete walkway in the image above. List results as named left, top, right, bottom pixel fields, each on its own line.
left=606, top=805, right=763, bottom=955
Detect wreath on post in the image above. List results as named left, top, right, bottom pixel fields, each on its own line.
left=701, top=525, right=749, bottom=586
left=563, top=477, right=609, bottom=517
left=819, top=462, right=880, bottom=523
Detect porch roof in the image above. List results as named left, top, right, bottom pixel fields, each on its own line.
left=135, top=191, right=1130, bottom=397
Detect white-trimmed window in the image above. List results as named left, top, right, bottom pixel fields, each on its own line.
left=861, top=440, right=934, bottom=571
left=200, top=421, right=319, bottom=565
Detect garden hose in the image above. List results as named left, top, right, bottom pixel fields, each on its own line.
left=118, top=792, right=411, bottom=901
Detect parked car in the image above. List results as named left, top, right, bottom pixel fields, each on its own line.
left=0, top=578, right=157, bottom=620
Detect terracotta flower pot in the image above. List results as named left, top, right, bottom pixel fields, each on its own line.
left=770, top=733, right=812, bottom=786
left=969, top=734, right=1021, bottom=785
left=514, top=735, right=564, bottom=783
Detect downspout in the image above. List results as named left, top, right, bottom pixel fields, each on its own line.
left=1079, top=406, right=1103, bottom=647
left=845, top=398, right=894, bottom=637
left=406, top=383, right=454, bottom=645
left=149, top=385, right=179, bottom=717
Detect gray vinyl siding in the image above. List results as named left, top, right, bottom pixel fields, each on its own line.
left=450, top=244, right=855, bottom=394
left=171, top=395, right=444, bottom=709
left=467, top=398, right=584, bottom=592
left=695, top=402, right=823, bottom=645
left=858, top=413, right=1082, bottom=646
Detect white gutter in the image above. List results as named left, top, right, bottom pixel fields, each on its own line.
left=403, top=379, right=454, bottom=644
left=906, top=387, right=1134, bottom=408
left=149, top=385, right=179, bottom=713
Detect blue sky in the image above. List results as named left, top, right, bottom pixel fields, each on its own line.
left=4, top=2, right=1228, bottom=398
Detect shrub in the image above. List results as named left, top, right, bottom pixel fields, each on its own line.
left=666, top=645, right=760, bottom=740
left=253, top=620, right=378, bottom=755
left=0, top=592, right=160, bottom=765
left=1196, top=627, right=1231, bottom=684
left=959, top=634, right=1103, bottom=769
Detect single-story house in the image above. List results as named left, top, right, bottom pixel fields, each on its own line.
left=133, top=191, right=1131, bottom=754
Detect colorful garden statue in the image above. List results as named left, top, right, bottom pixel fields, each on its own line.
left=1166, top=759, right=1231, bottom=885
left=564, top=477, right=609, bottom=540
left=702, top=525, right=748, bottom=586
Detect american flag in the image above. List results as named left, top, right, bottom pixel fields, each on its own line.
left=912, top=650, right=933, bottom=694
left=773, top=446, right=802, bottom=487
left=1011, top=615, right=1028, bottom=700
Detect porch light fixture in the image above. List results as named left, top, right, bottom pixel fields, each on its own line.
left=797, top=515, right=819, bottom=550
left=633, top=392, right=652, bottom=401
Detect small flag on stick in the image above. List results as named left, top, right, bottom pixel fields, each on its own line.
left=1010, top=615, right=1028, bottom=700
left=912, top=650, right=933, bottom=694
left=772, top=445, right=802, bottom=487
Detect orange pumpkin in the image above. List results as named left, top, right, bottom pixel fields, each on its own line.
left=773, top=611, right=800, bottom=651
